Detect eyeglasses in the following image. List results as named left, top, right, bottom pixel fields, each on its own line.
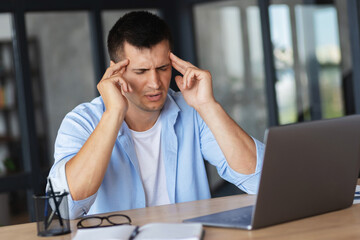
left=77, top=214, right=132, bottom=229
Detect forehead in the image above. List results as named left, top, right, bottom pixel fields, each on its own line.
left=122, top=40, right=170, bottom=67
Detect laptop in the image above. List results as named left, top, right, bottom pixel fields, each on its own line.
left=184, top=115, right=360, bottom=230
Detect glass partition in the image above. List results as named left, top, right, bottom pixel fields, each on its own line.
left=269, top=5, right=298, bottom=124
left=270, top=1, right=344, bottom=123
left=0, top=14, right=21, bottom=226
left=194, top=2, right=267, bottom=141
left=295, top=5, right=343, bottom=119
left=194, top=1, right=267, bottom=193
left=26, top=12, right=97, bottom=162
left=0, top=13, right=22, bottom=176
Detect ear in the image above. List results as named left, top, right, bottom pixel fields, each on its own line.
left=110, top=60, right=115, bottom=66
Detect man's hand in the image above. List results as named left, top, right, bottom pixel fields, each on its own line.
left=66, top=59, right=132, bottom=201
left=170, top=53, right=216, bottom=110
left=97, top=59, right=132, bottom=115
left=170, top=53, right=256, bottom=175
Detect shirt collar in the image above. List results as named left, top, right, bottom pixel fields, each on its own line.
left=117, top=90, right=181, bottom=138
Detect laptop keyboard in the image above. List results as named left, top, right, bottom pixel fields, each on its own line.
left=213, top=205, right=253, bottom=224
left=184, top=205, right=254, bottom=229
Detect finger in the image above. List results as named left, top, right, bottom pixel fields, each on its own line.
left=118, top=66, right=126, bottom=75
left=188, top=70, right=200, bottom=88
left=171, top=56, right=186, bottom=75
left=187, top=73, right=197, bottom=89
left=174, top=75, right=184, bottom=91
left=106, top=75, right=132, bottom=93
left=115, top=68, right=133, bottom=92
left=183, top=68, right=190, bottom=89
left=183, top=68, right=197, bottom=89
left=170, top=52, right=194, bottom=75
left=103, top=59, right=129, bottom=79
left=105, top=60, right=128, bottom=79
left=117, top=77, right=132, bottom=93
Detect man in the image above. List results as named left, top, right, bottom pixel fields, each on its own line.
left=48, top=11, right=264, bottom=219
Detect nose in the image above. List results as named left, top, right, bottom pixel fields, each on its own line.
left=147, top=69, right=161, bottom=89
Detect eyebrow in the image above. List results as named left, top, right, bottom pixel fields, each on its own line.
left=156, top=63, right=170, bottom=69
left=132, top=63, right=170, bottom=72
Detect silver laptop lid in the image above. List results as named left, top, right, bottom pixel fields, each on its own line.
left=252, top=115, right=360, bottom=229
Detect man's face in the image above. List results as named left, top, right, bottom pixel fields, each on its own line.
left=121, top=40, right=172, bottom=114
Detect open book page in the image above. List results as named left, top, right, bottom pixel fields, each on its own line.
left=137, top=223, right=203, bottom=239
left=73, top=225, right=136, bottom=240
left=73, top=223, right=203, bottom=240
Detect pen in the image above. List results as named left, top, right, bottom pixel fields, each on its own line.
left=44, top=191, right=49, bottom=230
left=45, top=192, right=63, bottom=230
left=129, top=226, right=140, bottom=240
left=48, top=178, right=64, bottom=226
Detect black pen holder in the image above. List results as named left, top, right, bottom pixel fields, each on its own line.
left=33, top=192, right=71, bottom=237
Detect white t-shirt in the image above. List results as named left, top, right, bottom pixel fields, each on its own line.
left=130, top=117, right=170, bottom=207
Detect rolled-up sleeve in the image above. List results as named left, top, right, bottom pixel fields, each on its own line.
left=47, top=159, right=98, bottom=219
left=47, top=107, right=100, bottom=219
left=198, top=113, right=265, bottom=194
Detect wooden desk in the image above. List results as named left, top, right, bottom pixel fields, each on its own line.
left=1, top=182, right=360, bottom=240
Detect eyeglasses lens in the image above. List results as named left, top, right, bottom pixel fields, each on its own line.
left=107, top=215, right=130, bottom=225
left=80, top=217, right=102, bottom=228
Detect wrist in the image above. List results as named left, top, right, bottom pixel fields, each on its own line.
left=194, top=99, right=219, bottom=115
left=103, top=109, right=126, bottom=127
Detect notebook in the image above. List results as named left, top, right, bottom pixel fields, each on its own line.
left=184, top=115, right=360, bottom=230
left=73, top=223, right=203, bottom=240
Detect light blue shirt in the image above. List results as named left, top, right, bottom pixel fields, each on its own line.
left=48, top=89, right=265, bottom=219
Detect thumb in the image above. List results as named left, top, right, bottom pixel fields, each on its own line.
left=175, top=75, right=184, bottom=91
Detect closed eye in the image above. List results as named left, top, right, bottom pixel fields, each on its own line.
left=134, top=69, right=147, bottom=75
left=157, top=64, right=170, bottom=71
left=158, top=67, right=168, bottom=71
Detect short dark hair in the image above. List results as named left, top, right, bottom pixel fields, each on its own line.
left=107, top=11, right=173, bottom=62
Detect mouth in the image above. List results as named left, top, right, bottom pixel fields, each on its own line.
left=145, top=92, right=163, bottom=102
